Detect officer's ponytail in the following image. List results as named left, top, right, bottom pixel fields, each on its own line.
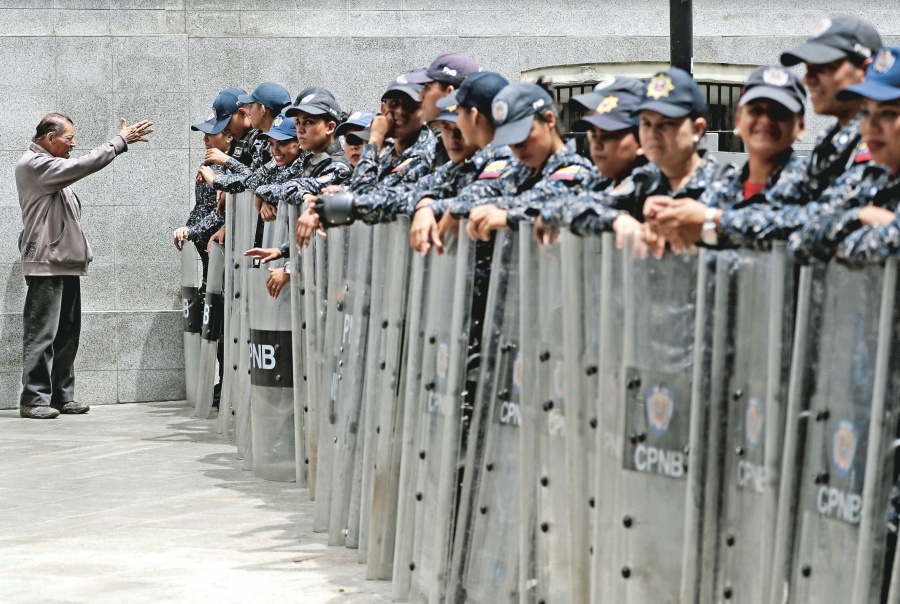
left=533, top=78, right=564, bottom=138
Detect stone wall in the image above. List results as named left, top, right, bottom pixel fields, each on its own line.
left=1, top=1, right=897, bottom=407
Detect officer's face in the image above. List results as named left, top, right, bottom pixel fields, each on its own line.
left=735, top=100, right=803, bottom=160
left=247, top=102, right=269, bottom=130
left=420, top=81, right=452, bottom=121
left=587, top=126, right=641, bottom=182
left=293, top=112, right=335, bottom=154
left=383, top=95, right=424, bottom=141
left=860, top=98, right=900, bottom=173
left=268, top=138, right=301, bottom=166
left=510, top=113, right=557, bottom=170
left=803, top=58, right=866, bottom=118
left=203, top=131, right=232, bottom=153
left=46, top=123, right=76, bottom=158
left=437, top=121, right=477, bottom=163
left=639, top=110, right=703, bottom=171
left=342, top=127, right=364, bottom=167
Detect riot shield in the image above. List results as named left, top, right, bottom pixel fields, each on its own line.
left=247, top=200, right=296, bottom=482
left=181, top=244, right=202, bottom=408
left=392, top=250, right=430, bottom=601
left=195, top=241, right=225, bottom=419
left=593, top=235, right=713, bottom=604
left=408, top=221, right=477, bottom=602
left=775, top=259, right=900, bottom=604
left=367, top=217, right=414, bottom=579
left=218, top=192, right=237, bottom=437
left=288, top=203, right=308, bottom=488
left=450, top=229, right=520, bottom=604
left=300, top=224, right=327, bottom=500
left=234, top=189, right=258, bottom=468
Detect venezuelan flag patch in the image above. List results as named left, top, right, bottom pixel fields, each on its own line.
left=549, top=165, right=582, bottom=180
left=854, top=141, right=871, bottom=164
left=478, top=160, right=508, bottom=179
left=391, top=157, right=415, bottom=173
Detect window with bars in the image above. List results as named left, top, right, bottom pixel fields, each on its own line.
left=553, top=80, right=745, bottom=156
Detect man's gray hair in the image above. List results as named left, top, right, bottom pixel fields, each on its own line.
left=32, top=113, right=74, bottom=143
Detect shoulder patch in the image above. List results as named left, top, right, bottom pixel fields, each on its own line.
left=855, top=141, right=872, bottom=164
left=479, top=160, right=508, bottom=179
left=611, top=178, right=635, bottom=196
left=390, top=157, right=415, bottom=173
left=549, top=165, right=583, bottom=181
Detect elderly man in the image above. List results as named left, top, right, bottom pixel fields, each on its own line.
left=17, top=113, right=153, bottom=419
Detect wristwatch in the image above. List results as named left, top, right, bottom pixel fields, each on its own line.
left=700, top=207, right=719, bottom=246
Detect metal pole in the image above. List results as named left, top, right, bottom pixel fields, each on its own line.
left=670, top=0, right=693, bottom=74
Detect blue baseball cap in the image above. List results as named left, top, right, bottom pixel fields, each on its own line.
left=781, top=17, right=881, bottom=67
left=572, top=92, right=642, bottom=133
left=190, top=113, right=218, bottom=133
left=259, top=114, right=297, bottom=141
left=490, top=82, right=556, bottom=147
left=383, top=70, right=426, bottom=102
left=637, top=68, right=706, bottom=118
left=237, top=82, right=291, bottom=113
left=837, top=47, right=900, bottom=101
left=405, top=52, right=481, bottom=86
left=570, top=75, right=645, bottom=112
left=209, top=87, right=248, bottom=135
left=335, top=111, right=375, bottom=138
left=439, top=71, right=510, bottom=122
left=739, top=66, right=807, bottom=114
left=284, top=87, right=342, bottom=121
left=428, top=107, right=458, bottom=125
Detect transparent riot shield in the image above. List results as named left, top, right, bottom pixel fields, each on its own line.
left=408, top=221, right=477, bottom=602
left=181, top=244, right=202, bottom=408
left=774, top=259, right=900, bottom=604
left=367, top=217, right=414, bottom=579
left=593, top=235, right=713, bottom=604
left=218, top=192, right=237, bottom=437
left=247, top=200, right=295, bottom=482
left=234, top=189, right=258, bottom=468
left=196, top=241, right=225, bottom=419
left=450, top=229, right=520, bottom=604
left=393, top=250, right=430, bottom=601
left=288, top=203, right=308, bottom=488
left=300, top=225, right=327, bottom=500
left=696, top=245, right=794, bottom=603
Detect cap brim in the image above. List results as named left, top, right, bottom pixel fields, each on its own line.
left=345, top=133, right=366, bottom=145
left=403, top=71, right=434, bottom=84
left=636, top=101, right=691, bottom=118
left=492, top=114, right=535, bottom=147
left=781, top=43, right=848, bottom=67
left=383, top=87, right=421, bottom=102
left=285, top=104, right=336, bottom=119
left=739, top=87, right=803, bottom=114
left=260, top=131, right=296, bottom=141
left=437, top=91, right=459, bottom=109
left=190, top=120, right=216, bottom=133
left=353, top=129, right=372, bottom=142
left=428, top=113, right=459, bottom=125
left=569, top=92, right=604, bottom=111
left=572, top=114, right=634, bottom=133
left=335, top=122, right=364, bottom=137
left=837, top=81, right=900, bottom=102
left=208, top=115, right=233, bottom=135
left=236, top=93, right=254, bottom=104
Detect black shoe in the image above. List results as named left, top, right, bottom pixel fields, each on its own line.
left=52, top=401, right=90, bottom=414
left=20, top=405, right=60, bottom=419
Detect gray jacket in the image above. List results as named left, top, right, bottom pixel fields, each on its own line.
left=16, top=135, right=127, bottom=277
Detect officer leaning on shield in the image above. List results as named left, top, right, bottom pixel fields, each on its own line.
left=174, top=12, right=900, bottom=574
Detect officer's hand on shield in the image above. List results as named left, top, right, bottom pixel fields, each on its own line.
left=410, top=199, right=442, bottom=256
left=613, top=213, right=652, bottom=259
left=533, top=216, right=560, bottom=246
left=858, top=205, right=896, bottom=226
left=197, top=166, right=216, bottom=186
left=646, top=196, right=705, bottom=250
left=436, top=213, right=458, bottom=253
left=258, top=200, right=277, bottom=222
left=466, top=204, right=508, bottom=241
left=266, top=267, right=289, bottom=299
left=118, top=118, right=154, bottom=145
left=296, top=206, right=322, bottom=249
left=216, top=191, right=226, bottom=217
left=173, top=226, right=189, bottom=251
left=243, top=247, right=282, bottom=263
left=204, top=148, right=230, bottom=166
left=208, top=227, right=225, bottom=251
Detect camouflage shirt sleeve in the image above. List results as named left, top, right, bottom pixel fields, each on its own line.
left=503, top=157, right=594, bottom=229
left=348, top=143, right=388, bottom=194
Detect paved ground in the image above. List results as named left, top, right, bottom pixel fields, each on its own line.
left=0, top=402, right=393, bottom=604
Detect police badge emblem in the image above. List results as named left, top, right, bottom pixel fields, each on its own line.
left=492, top=100, right=509, bottom=124
left=762, top=67, right=790, bottom=87
left=810, top=18, right=832, bottom=38
left=832, top=420, right=858, bottom=477
left=301, top=94, right=316, bottom=104
left=646, top=385, right=675, bottom=437
left=593, top=75, right=617, bottom=91
left=647, top=74, right=675, bottom=100
left=272, top=115, right=283, bottom=127
left=436, top=341, right=450, bottom=383
left=596, top=95, right=619, bottom=114
left=396, top=74, right=409, bottom=84
left=745, top=396, right=764, bottom=453
left=875, top=49, right=896, bottom=74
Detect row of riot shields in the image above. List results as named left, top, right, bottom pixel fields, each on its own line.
left=180, top=207, right=900, bottom=603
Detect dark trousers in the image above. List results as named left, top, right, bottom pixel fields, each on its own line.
left=20, top=276, right=81, bottom=407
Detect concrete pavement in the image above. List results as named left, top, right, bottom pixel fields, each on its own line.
left=0, top=401, right=393, bottom=604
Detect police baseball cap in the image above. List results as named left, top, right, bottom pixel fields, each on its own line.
left=284, top=87, right=342, bottom=122
left=190, top=114, right=218, bottom=133
left=837, top=47, right=900, bottom=102
left=237, top=82, right=291, bottom=113
left=570, top=75, right=645, bottom=112
left=209, top=87, right=248, bottom=135
left=335, top=111, right=375, bottom=138
left=572, top=92, right=642, bottom=133
left=428, top=107, right=458, bottom=125
left=383, top=70, right=426, bottom=102
left=440, top=71, right=510, bottom=121
left=259, top=114, right=297, bottom=141
left=405, top=52, right=481, bottom=86
left=491, top=82, right=556, bottom=147
left=636, top=68, right=706, bottom=118
left=781, top=17, right=881, bottom=67
left=346, top=127, right=369, bottom=145
left=739, top=66, right=807, bottom=114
